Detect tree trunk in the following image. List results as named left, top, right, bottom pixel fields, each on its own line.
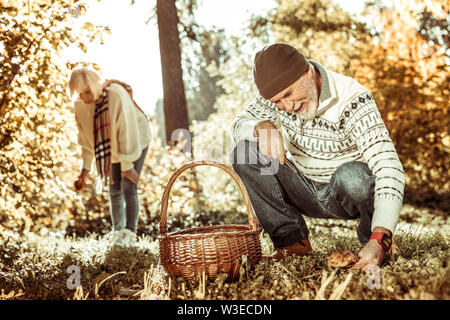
left=156, top=0, right=189, bottom=146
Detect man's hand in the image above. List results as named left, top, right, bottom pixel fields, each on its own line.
left=350, top=239, right=385, bottom=272
left=121, top=168, right=140, bottom=184
left=74, top=169, right=89, bottom=191
left=254, top=121, right=286, bottom=165
left=351, top=227, right=391, bottom=272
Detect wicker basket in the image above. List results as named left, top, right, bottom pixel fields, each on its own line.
left=159, top=160, right=262, bottom=281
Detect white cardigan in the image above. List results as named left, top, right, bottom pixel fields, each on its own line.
left=230, top=61, right=405, bottom=233
left=75, top=83, right=151, bottom=172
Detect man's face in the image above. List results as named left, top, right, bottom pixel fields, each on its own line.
left=269, top=65, right=319, bottom=120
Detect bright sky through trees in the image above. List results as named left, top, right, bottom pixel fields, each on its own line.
left=63, top=0, right=364, bottom=115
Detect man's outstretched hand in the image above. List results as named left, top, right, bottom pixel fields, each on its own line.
left=350, top=240, right=385, bottom=272
left=351, top=227, right=391, bottom=272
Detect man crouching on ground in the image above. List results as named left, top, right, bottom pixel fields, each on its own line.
left=229, top=43, right=405, bottom=271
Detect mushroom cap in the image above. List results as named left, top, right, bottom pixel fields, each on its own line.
left=328, top=249, right=360, bottom=268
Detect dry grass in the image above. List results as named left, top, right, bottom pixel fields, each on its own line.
left=0, top=204, right=448, bottom=300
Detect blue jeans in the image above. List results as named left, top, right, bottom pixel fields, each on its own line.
left=109, top=146, right=148, bottom=232
left=229, top=140, right=375, bottom=248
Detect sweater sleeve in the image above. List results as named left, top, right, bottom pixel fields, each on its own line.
left=74, top=104, right=94, bottom=172
left=230, top=94, right=279, bottom=144
left=107, top=85, right=143, bottom=172
left=344, top=92, right=405, bottom=234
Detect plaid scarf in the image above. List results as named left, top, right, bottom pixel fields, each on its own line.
left=94, top=80, right=146, bottom=186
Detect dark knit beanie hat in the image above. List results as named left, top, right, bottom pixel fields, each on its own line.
left=253, top=43, right=309, bottom=100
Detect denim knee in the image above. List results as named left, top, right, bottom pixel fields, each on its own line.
left=332, top=161, right=374, bottom=202
left=229, top=139, right=278, bottom=176
left=230, top=140, right=257, bottom=168
left=122, top=178, right=138, bottom=195
left=109, top=179, right=122, bottom=197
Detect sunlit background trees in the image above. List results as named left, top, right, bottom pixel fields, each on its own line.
left=1, top=0, right=448, bottom=235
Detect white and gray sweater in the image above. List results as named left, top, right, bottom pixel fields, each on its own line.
left=230, top=61, right=405, bottom=233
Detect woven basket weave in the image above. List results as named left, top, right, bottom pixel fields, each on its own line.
left=159, top=160, right=262, bottom=281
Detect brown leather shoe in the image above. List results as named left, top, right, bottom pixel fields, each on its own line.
left=264, top=238, right=312, bottom=261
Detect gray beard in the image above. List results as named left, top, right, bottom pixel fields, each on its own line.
left=297, top=100, right=318, bottom=121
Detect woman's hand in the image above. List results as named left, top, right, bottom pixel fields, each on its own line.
left=121, top=168, right=140, bottom=184
left=74, top=169, right=89, bottom=191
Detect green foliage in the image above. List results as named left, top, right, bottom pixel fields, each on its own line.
left=350, top=0, right=450, bottom=207
left=150, top=0, right=230, bottom=144
left=184, top=27, right=229, bottom=122
left=0, top=0, right=107, bottom=232
left=174, top=0, right=231, bottom=123
left=263, top=0, right=371, bottom=75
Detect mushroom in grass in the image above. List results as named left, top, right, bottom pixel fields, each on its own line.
left=328, top=249, right=360, bottom=268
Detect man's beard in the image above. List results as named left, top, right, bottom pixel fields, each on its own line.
left=292, top=79, right=319, bottom=121
left=294, top=98, right=318, bottom=120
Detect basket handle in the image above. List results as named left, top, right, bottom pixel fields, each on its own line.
left=159, top=160, right=259, bottom=236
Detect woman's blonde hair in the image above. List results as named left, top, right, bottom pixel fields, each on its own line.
left=68, top=67, right=103, bottom=101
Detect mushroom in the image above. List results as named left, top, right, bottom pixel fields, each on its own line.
left=328, top=249, right=360, bottom=268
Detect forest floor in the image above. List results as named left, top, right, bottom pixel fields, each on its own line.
left=0, top=204, right=448, bottom=300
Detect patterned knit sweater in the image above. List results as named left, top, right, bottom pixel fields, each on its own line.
left=230, top=61, right=405, bottom=233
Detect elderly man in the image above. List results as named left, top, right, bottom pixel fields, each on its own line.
left=229, top=43, right=405, bottom=270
